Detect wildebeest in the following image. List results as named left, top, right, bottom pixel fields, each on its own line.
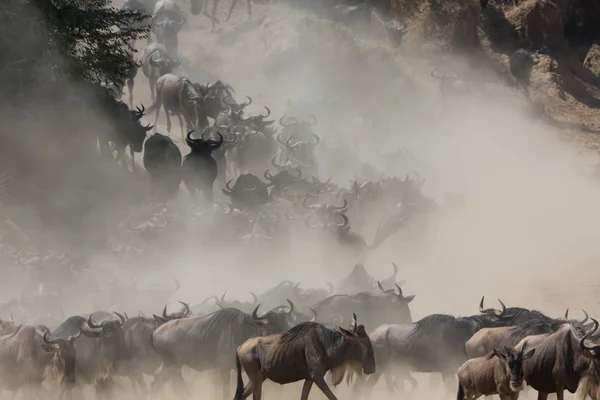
left=517, top=319, right=599, bottom=400
left=151, top=303, right=295, bottom=398
left=152, top=0, right=186, bottom=57
left=108, top=102, right=154, bottom=171
left=465, top=309, right=592, bottom=358
left=195, top=0, right=251, bottom=31
left=52, top=313, right=127, bottom=398
left=181, top=129, right=226, bottom=204
left=311, top=283, right=414, bottom=331
left=147, top=74, right=217, bottom=138
left=457, top=341, right=536, bottom=400
left=0, top=324, right=80, bottom=399
left=222, top=173, right=271, bottom=211
left=143, top=132, right=183, bottom=201
left=276, top=115, right=320, bottom=175
left=140, top=42, right=180, bottom=101
left=115, top=316, right=162, bottom=394
left=576, top=330, right=600, bottom=400
left=366, top=299, right=522, bottom=394
left=233, top=314, right=375, bottom=400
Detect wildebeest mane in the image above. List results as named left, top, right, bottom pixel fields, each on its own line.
left=505, top=319, right=553, bottom=345
left=195, top=308, right=264, bottom=352
left=280, top=322, right=343, bottom=348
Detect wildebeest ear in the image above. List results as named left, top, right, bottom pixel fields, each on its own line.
left=492, top=349, right=506, bottom=359
left=339, top=327, right=355, bottom=337
left=403, top=295, right=416, bottom=303
left=522, top=349, right=535, bottom=360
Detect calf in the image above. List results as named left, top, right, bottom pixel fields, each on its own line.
left=234, top=314, right=375, bottom=400
left=457, top=342, right=535, bottom=400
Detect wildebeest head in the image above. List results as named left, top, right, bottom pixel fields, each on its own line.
left=579, top=322, right=600, bottom=399
left=232, top=106, right=275, bottom=136
left=202, top=80, right=235, bottom=119
left=42, top=329, right=81, bottom=386
left=215, top=292, right=258, bottom=312
left=251, top=300, right=296, bottom=332
left=341, top=313, right=376, bottom=375
left=493, top=340, right=535, bottom=391
left=479, top=297, right=508, bottom=318
left=185, top=129, right=224, bottom=155
left=149, top=55, right=180, bottom=76
left=263, top=166, right=302, bottom=186
left=0, top=315, right=17, bottom=335
left=222, top=173, right=271, bottom=210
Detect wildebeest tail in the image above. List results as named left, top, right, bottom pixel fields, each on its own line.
left=233, top=352, right=244, bottom=400
left=457, top=382, right=465, bottom=400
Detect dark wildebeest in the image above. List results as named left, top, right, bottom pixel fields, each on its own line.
left=52, top=313, right=127, bottom=399
left=233, top=314, right=376, bottom=400
left=181, top=129, right=227, bottom=204
left=356, top=299, right=524, bottom=396
left=140, top=42, right=180, bottom=101
left=143, top=132, right=183, bottom=201
left=109, top=102, right=154, bottom=171
left=115, top=316, right=161, bottom=394
left=0, top=325, right=80, bottom=399
left=116, top=303, right=189, bottom=394
left=457, top=341, right=536, bottom=400
left=222, top=173, right=271, bottom=211
left=515, top=319, right=600, bottom=400
left=151, top=303, right=296, bottom=399
left=465, top=309, right=592, bottom=358
left=152, top=0, right=186, bottom=58
left=311, top=283, right=415, bottom=332
left=508, top=49, right=538, bottom=98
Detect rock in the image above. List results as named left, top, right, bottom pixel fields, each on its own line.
left=584, top=43, right=600, bottom=74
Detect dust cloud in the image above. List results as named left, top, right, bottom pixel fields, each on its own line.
left=1, top=0, right=600, bottom=398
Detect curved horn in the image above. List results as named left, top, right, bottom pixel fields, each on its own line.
left=114, top=312, right=126, bottom=325
left=309, top=308, right=317, bottom=322
left=249, top=292, right=258, bottom=305
left=309, top=134, right=320, bottom=146
left=264, top=169, right=274, bottom=181
left=271, top=155, right=284, bottom=169
left=285, top=299, right=295, bottom=315
left=395, top=284, right=404, bottom=297
left=565, top=309, right=569, bottom=320
left=279, top=115, right=291, bottom=127
left=43, top=330, right=69, bottom=348
left=178, top=301, right=191, bottom=316
left=580, top=309, right=590, bottom=324
left=222, top=179, right=234, bottom=196
left=497, top=299, right=506, bottom=316
left=479, top=296, right=486, bottom=313
left=87, top=315, right=101, bottom=329
left=308, top=114, right=318, bottom=126
left=252, top=305, right=268, bottom=320
left=259, top=106, right=271, bottom=119
left=330, top=199, right=348, bottom=211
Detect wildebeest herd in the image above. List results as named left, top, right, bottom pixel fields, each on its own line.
left=1, top=261, right=600, bottom=400
left=0, top=0, right=581, bottom=399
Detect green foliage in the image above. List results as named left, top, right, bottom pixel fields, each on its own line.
left=0, top=0, right=150, bottom=103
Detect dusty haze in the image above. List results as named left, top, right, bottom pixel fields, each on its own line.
left=1, top=0, right=600, bottom=397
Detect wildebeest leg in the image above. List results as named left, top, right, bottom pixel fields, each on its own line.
left=225, top=0, right=238, bottom=21
left=127, top=78, right=134, bottom=108
left=130, top=147, right=138, bottom=172
left=178, top=114, right=186, bottom=140
left=170, top=368, right=189, bottom=399
left=151, top=364, right=171, bottom=397
left=164, top=104, right=172, bottom=133
left=442, top=373, right=458, bottom=398
left=312, top=375, right=338, bottom=400
left=133, top=374, right=147, bottom=394
left=149, top=77, right=156, bottom=102
left=153, top=102, right=162, bottom=133
left=301, top=380, right=313, bottom=400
